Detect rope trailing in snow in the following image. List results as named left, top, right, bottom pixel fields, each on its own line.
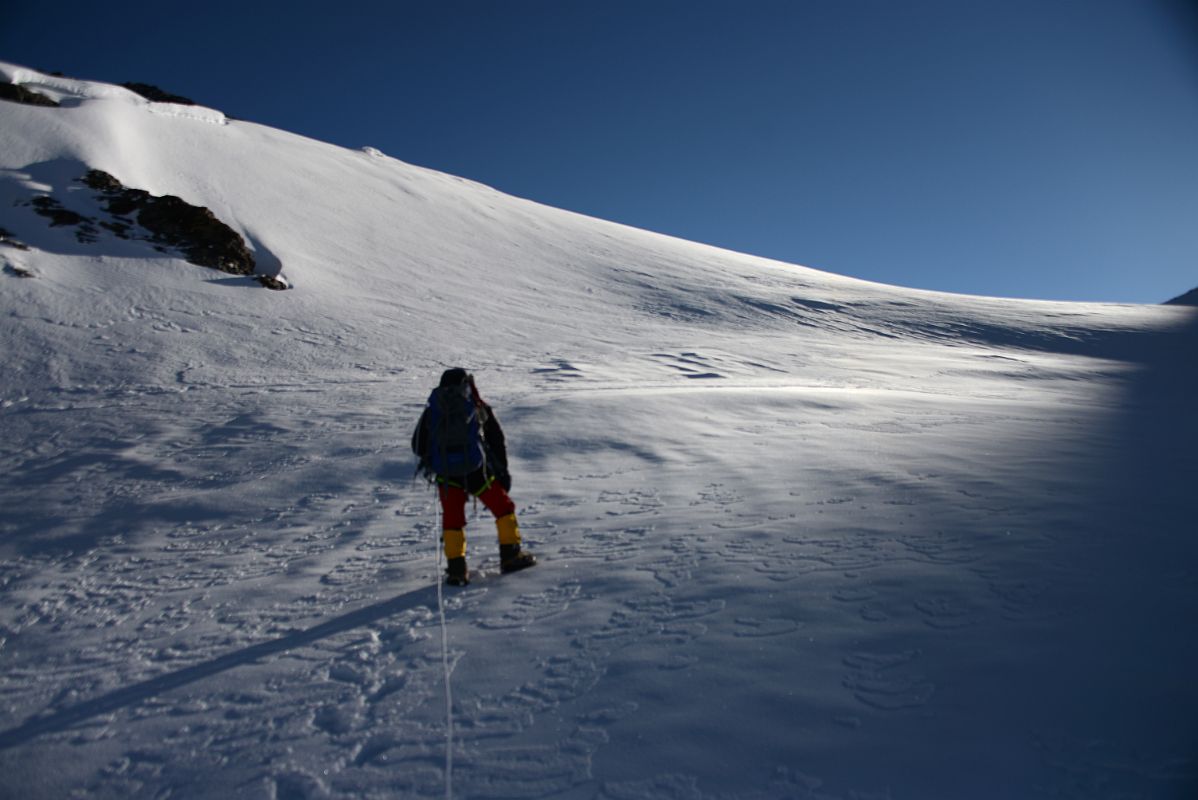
left=435, top=505, right=455, bottom=800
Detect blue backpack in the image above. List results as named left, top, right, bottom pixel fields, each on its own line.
left=425, top=384, right=485, bottom=477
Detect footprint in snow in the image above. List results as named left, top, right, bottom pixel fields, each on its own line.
left=733, top=617, right=803, bottom=638
left=842, top=650, right=935, bottom=711
left=476, top=582, right=581, bottom=630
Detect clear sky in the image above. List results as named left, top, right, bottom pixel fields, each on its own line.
left=4, top=0, right=1197, bottom=303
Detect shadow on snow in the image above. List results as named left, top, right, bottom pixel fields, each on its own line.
left=0, top=584, right=438, bottom=750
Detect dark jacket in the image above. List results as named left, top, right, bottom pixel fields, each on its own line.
left=412, top=398, right=510, bottom=493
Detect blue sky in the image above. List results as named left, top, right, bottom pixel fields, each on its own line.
left=4, top=0, right=1196, bottom=303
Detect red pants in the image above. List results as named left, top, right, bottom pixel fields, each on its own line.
left=439, top=481, right=515, bottom=530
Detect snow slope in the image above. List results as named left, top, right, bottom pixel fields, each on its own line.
left=1, top=62, right=1196, bottom=799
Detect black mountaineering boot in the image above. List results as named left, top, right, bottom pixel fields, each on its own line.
left=499, top=544, right=536, bottom=574
left=445, top=556, right=470, bottom=586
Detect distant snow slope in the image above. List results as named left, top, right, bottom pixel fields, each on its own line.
left=2, top=62, right=1196, bottom=799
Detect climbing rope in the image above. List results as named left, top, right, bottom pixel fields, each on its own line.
left=435, top=502, right=455, bottom=800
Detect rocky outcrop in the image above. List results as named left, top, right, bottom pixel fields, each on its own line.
left=30, top=196, right=98, bottom=242
left=0, top=227, right=29, bottom=250
left=0, top=82, right=58, bottom=107
left=2, top=76, right=196, bottom=108
left=1, top=227, right=33, bottom=277
left=15, top=168, right=286, bottom=289
left=120, top=82, right=197, bottom=106
left=82, top=170, right=255, bottom=274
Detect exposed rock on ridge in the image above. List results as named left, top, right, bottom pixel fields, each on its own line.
left=81, top=169, right=256, bottom=275
left=0, top=82, right=58, bottom=107
left=13, top=168, right=286, bottom=289
left=120, top=82, right=197, bottom=105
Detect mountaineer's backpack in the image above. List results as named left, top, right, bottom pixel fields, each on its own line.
left=424, top=383, right=485, bottom=477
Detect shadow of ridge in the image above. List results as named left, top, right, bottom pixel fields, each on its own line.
left=0, top=584, right=438, bottom=750
left=1058, top=304, right=1198, bottom=796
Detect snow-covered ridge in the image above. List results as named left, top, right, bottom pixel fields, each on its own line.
left=2, top=61, right=1181, bottom=393
left=1, top=60, right=1196, bottom=799
left=0, top=61, right=226, bottom=123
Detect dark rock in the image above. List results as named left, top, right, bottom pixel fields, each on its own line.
left=30, top=197, right=99, bottom=243
left=1165, top=287, right=1198, bottom=306
left=256, top=275, right=289, bottom=291
left=84, top=170, right=267, bottom=277
left=20, top=168, right=276, bottom=285
left=0, top=227, right=31, bottom=251
left=32, top=196, right=87, bottom=227
left=121, top=82, right=197, bottom=106
left=81, top=170, right=124, bottom=193
left=99, top=220, right=134, bottom=239
left=137, top=195, right=255, bottom=274
left=4, top=262, right=35, bottom=278
left=105, top=192, right=151, bottom=218
left=81, top=170, right=256, bottom=275
left=0, top=83, right=59, bottom=107
left=82, top=171, right=152, bottom=219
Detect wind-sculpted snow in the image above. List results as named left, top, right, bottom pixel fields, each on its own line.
left=1, top=61, right=1196, bottom=799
